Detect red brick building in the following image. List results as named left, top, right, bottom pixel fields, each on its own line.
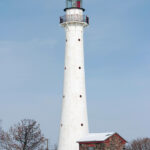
left=78, top=132, right=126, bottom=150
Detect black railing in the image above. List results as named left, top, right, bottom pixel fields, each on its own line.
left=60, top=15, right=89, bottom=24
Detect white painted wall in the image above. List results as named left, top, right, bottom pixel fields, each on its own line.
left=58, top=8, right=89, bottom=150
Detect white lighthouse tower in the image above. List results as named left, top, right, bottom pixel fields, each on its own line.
left=58, top=0, right=89, bottom=150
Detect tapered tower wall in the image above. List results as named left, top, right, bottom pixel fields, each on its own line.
left=58, top=8, right=89, bottom=150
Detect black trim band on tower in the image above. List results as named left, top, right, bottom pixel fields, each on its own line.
left=64, top=7, right=85, bottom=11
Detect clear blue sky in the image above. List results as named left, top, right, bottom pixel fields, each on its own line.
left=0, top=0, right=150, bottom=144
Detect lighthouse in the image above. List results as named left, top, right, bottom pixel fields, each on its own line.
left=58, top=0, right=89, bottom=150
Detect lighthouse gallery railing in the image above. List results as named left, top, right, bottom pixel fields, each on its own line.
left=60, top=15, right=89, bottom=24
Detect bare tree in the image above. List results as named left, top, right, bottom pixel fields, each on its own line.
left=126, top=138, right=150, bottom=150
left=0, top=119, right=46, bottom=150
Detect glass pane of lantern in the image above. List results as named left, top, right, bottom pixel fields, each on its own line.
left=72, top=0, right=77, bottom=7
left=66, top=0, right=72, bottom=8
left=77, top=0, right=82, bottom=8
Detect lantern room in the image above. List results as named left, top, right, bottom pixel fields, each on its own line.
left=66, top=0, right=83, bottom=9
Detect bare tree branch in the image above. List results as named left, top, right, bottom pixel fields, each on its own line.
left=0, top=119, right=46, bottom=150
left=126, top=138, right=150, bottom=150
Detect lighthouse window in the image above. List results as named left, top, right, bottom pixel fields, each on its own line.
left=79, top=66, right=81, bottom=69
left=61, top=124, right=63, bottom=127
left=81, top=123, right=83, bottom=126
left=64, top=67, right=66, bottom=70
left=80, top=95, right=82, bottom=98
left=78, top=39, right=81, bottom=41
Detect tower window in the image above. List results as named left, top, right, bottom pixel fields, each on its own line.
left=64, top=67, right=66, bottom=70
left=78, top=39, right=81, bottom=41
left=80, top=95, right=82, bottom=98
left=79, top=66, right=81, bottom=69
left=61, top=124, right=63, bottom=127
left=81, top=123, right=83, bottom=126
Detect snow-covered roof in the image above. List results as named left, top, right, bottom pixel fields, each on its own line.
left=78, top=132, right=115, bottom=142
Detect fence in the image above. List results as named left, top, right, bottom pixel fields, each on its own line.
left=60, top=14, right=89, bottom=24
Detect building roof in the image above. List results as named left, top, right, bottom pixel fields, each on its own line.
left=78, top=132, right=116, bottom=142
